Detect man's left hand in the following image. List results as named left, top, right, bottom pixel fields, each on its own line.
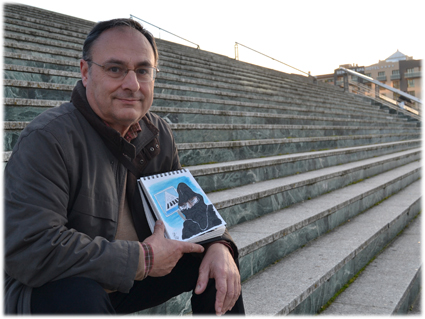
left=194, top=243, right=241, bottom=315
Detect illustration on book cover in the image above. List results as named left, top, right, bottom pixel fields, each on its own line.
left=143, top=172, right=225, bottom=241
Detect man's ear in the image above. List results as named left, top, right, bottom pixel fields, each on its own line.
left=80, top=59, right=89, bottom=87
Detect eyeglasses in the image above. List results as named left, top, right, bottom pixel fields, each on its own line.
left=87, top=60, right=159, bottom=82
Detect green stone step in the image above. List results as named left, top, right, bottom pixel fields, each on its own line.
left=187, top=141, right=420, bottom=193
left=232, top=160, right=421, bottom=283
left=176, top=133, right=420, bottom=166
left=205, top=149, right=420, bottom=227
left=321, top=215, right=421, bottom=315
left=4, top=120, right=419, bottom=151
left=242, top=177, right=421, bottom=315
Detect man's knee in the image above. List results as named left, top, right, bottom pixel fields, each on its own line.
left=31, top=277, right=114, bottom=314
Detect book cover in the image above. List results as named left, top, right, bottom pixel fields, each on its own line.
left=137, top=169, right=226, bottom=243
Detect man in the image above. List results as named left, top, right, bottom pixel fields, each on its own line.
left=4, top=18, right=244, bottom=315
left=177, top=183, right=222, bottom=240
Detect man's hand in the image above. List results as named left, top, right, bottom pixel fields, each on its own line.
left=143, top=221, right=204, bottom=277
left=195, top=243, right=241, bottom=315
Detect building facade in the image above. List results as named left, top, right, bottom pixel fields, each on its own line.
left=317, top=50, right=422, bottom=103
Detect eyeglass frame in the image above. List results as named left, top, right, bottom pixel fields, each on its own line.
left=85, top=60, right=159, bottom=82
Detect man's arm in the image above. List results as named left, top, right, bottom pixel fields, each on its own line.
left=5, top=128, right=139, bottom=292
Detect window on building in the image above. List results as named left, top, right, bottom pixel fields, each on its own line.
left=406, top=68, right=414, bottom=74
left=408, top=79, right=415, bottom=88
left=365, top=73, right=371, bottom=77
left=351, top=76, right=358, bottom=81
left=378, top=71, right=385, bottom=76
left=393, top=80, right=400, bottom=89
left=408, top=91, right=415, bottom=97
left=392, top=70, right=399, bottom=75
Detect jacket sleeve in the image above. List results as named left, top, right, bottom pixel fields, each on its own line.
left=4, top=128, right=139, bottom=292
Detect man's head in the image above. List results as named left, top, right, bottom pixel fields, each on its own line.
left=82, top=19, right=158, bottom=63
left=80, top=19, right=158, bottom=136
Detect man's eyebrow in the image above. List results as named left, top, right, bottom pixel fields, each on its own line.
left=104, top=59, right=154, bottom=67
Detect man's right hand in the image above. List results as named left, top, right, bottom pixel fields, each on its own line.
left=143, top=220, right=204, bottom=277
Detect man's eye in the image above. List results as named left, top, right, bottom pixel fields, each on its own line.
left=107, top=66, right=124, bottom=73
left=136, top=68, right=149, bottom=75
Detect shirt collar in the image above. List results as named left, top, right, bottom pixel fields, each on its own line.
left=103, top=121, right=142, bottom=142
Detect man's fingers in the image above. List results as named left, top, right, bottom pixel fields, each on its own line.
left=152, top=220, right=165, bottom=236
left=214, top=275, right=227, bottom=315
left=222, top=276, right=240, bottom=313
left=194, top=266, right=209, bottom=295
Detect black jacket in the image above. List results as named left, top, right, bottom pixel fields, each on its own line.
left=4, top=81, right=237, bottom=313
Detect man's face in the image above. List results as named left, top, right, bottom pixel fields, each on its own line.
left=80, top=26, right=156, bottom=136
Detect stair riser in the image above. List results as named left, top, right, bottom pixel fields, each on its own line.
left=155, top=111, right=410, bottom=128
left=238, top=169, right=420, bottom=283
left=178, top=135, right=420, bottom=166
left=171, top=128, right=419, bottom=144
left=4, top=57, right=80, bottom=72
left=3, top=105, right=413, bottom=130
left=4, top=86, right=73, bottom=102
left=192, top=143, right=420, bottom=193
left=218, top=155, right=420, bottom=227
left=393, top=269, right=421, bottom=314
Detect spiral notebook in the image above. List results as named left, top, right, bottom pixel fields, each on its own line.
left=137, top=169, right=226, bottom=243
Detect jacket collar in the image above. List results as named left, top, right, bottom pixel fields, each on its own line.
left=71, top=80, right=158, bottom=159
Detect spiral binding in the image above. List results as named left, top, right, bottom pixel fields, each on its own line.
left=142, top=168, right=187, bottom=181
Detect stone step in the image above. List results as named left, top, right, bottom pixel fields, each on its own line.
left=321, top=215, right=421, bottom=315
left=241, top=177, right=421, bottom=315
left=176, top=133, right=420, bottom=166
left=1, top=31, right=380, bottom=111
left=3, top=80, right=395, bottom=127
left=4, top=23, right=85, bottom=46
left=4, top=41, right=81, bottom=61
left=4, top=100, right=413, bottom=130
left=154, top=83, right=385, bottom=116
left=3, top=13, right=89, bottom=39
left=169, top=124, right=420, bottom=144
left=1, top=48, right=380, bottom=111
left=3, top=64, right=384, bottom=118
left=186, top=140, right=420, bottom=192
left=4, top=51, right=80, bottom=72
left=4, top=4, right=94, bottom=29
left=5, top=120, right=419, bottom=150
left=3, top=51, right=361, bottom=116
left=206, top=149, right=420, bottom=227
left=231, top=160, right=421, bottom=283
left=156, top=55, right=372, bottom=107
left=156, top=70, right=379, bottom=109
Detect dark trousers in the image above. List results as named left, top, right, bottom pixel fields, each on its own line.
left=30, top=253, right=245, bottom=315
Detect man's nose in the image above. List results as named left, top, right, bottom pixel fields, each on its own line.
left=121, top=70, right=140, bottom=91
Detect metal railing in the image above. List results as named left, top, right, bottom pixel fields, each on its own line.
left=130, top=15, right=200, bottom=49
left=234, top=42, right=316, bottom=81
left=339, top=67, right=421, bottom=118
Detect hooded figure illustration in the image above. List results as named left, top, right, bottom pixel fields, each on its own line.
left=177, top=183, right=221, bottom=240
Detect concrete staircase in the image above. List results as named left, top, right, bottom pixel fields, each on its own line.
left=3, top=3, right=422, bottom=315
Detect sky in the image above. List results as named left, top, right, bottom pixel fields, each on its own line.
left=4, top=0, right=424, bottom=76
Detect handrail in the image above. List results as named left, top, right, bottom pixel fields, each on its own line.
left=235, top=42, right=316, bottom=80
left=339, top=67, right=422, bottom=105
left=348, top=79, right=421, bottom=119
left=130, top=14, right=200, bottom=49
